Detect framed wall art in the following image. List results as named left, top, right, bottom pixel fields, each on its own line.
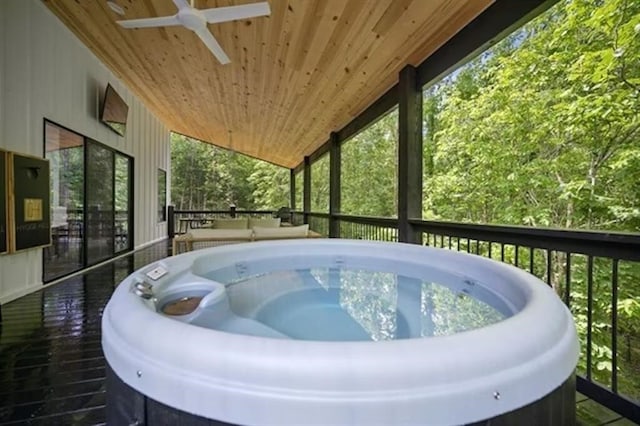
left=8, top=152, right=51, bottom=253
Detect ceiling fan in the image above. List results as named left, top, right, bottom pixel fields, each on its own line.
left=116, top=0, right=270, bottom=65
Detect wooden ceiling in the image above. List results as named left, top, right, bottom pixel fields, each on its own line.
left=43, top=0, right=493, bottom=168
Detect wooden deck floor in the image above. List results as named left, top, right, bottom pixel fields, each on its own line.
left=0, top=241, right=636, bottom=425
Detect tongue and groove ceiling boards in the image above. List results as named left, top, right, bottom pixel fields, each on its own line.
left=43, top=0, right=493, bottom=168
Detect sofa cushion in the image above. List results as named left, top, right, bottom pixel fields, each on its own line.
left=188, top=229, right=253, bottom=240
left=253, top=224, right=309, bottom=240
left=212, top=218, right=249, bottom=229
left=249, top=217, right=281, bottom=229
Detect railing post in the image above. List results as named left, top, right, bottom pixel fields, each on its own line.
left=290, top=168, right=296, bottom=211
left=167, top=205, right=175, bottom=239
left=303, top=156, right=311, bottom=225
left=398, top=65, right=423, bottom=244
left=329, top=132, right=341, bottom=238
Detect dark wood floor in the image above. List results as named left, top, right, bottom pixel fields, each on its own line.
left=0, top=240, right=636, bottom=425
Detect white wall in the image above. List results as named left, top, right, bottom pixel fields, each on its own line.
left=0, top=1, right=171, bottom=304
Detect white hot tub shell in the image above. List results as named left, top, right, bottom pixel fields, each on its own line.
left=102, top=239, right=579, bottom=425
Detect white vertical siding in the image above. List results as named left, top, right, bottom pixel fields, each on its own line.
left=0, top=0, right=171, bottom=304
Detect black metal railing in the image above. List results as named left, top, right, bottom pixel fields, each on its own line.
left=302, top=213, right=639, bottom=421
left=291, top=211, right=305, bottom=226
left=335, top=214, right=399, bottom=242
left=306, top=213, right=330, bottom=237
left=167, top=208, right=640, bottom=421
left=413, top=219, right=640, bottom=421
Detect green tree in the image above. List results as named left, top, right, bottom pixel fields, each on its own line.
left=421, top=0, right=640, bottom=399
left=248, top=161, right=290, bottom=209
left=341, top=109, right=398, bottom=217
left=171, top=133, right=289, bottom=210
left=310, top=154, right=330, bottom=212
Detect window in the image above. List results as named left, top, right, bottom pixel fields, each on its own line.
left=158, top=169, right=167, bottom=222
left=43, top=121, right=133, bottom=282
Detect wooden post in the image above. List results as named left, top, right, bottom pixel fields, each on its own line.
left=303, top=156, right=311, bottom=225
left=167, top=205, right=175, bottom=238
left=290, top=168, right=296, bottom=211
left=398, top=65, right=423, bottom=244
left=329, top=132, right=341, bottom=238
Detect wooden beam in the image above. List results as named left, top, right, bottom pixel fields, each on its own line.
left=398, top=65, right=422, bottom=244
left=337, top=85, right=398, bottom=143
left=293, top=162, right=304, bottom=175
left=309, top=139, right=331, bottom=164
left=417, top=0, right=559, bottom=88
left=329, top=132, right=341, bottom=238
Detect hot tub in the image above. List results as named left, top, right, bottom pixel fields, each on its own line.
left=102, top=239, right=579, bottom=425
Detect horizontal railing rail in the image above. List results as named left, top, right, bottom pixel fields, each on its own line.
left=334, top=213, right=399, bottom=228
left=411, top=219, right=640, bottom=261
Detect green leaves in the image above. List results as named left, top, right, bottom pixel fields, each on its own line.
left=171, top=133, right=289, bottom=210
left=341, top=109, right=398, bottom=217
left=419, top=0, right=640, bottom=399
left=423, top=0, right=640, bottom=232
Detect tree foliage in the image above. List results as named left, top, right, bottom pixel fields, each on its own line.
left=424, top=0, right=640, bottom=232
left=341, top=109, right=398, bottom=217
left=170, top=133, right=289, bottom=210
left=419, top=0, right=640, bottom=400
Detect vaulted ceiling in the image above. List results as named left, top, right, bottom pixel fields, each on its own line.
left=43, top=0, right=493, bottom=167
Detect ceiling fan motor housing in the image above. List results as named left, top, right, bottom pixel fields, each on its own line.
left=177, top=8, right=206, bottom=32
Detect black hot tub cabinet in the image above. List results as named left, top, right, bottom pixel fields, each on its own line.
left=102, top=239, right=579, bottom=425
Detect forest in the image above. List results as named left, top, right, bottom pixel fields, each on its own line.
left=171, top=0, right=639, bottom=401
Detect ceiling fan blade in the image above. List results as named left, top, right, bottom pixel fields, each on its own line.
left=195, top=29, right=230, bottom=64
left=172, top=0, right=191, bottom=10
left=117, top=15, right=180, bottom=29
left=201, top=2, right=271, bottom=24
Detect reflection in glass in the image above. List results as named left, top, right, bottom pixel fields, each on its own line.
left=115, top=154, right=131, bottom=252
left=44, top=122, right=85, bottom=281
left=158, top=169, right=167, bottom=222
left=86, top=142, right=114, bottom=265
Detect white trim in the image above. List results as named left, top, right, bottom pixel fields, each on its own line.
left=103, top=240, right=579, bottom=425
left=0, top=283, right=42, bottom=305
left=1, top=239, right=168, bottom=305
left=134, top=236, right=167, bottom=250
left=46, top=237, right=168, bottom=286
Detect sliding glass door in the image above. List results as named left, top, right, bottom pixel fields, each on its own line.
left=44, top=123, right=85, bottom=281
left=86, top=141, right=115, bottom=264
left=44, top=121, right=133, bottom=282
